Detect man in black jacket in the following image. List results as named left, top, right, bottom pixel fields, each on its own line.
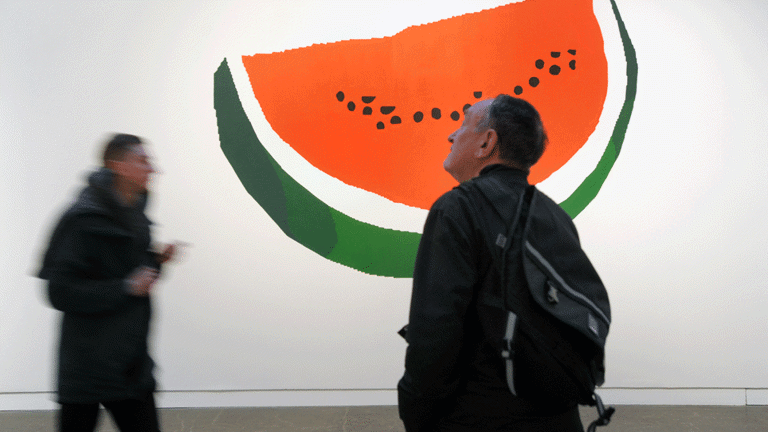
left=398, top=95, right=584, bottom=431
left=39, top=134, right=177, bottom=432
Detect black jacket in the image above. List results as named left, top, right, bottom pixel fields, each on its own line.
left=398, top=165, right=583, bottom=432
left=38, top=168, right=160, bottom=403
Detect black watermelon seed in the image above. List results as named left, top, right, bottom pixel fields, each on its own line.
left=529, top=77, right=540, bottom=87
left=336, top=91, right=344, bottom=102
left=432, top=108, right=442, bottom=119
left=347, top=101, right=356, bottom=111
left=473, top=91, right=482, bottom=98
left=569, top=60, right=576, bottom=70
left=463, top=103, right=472, bottom=112
left=450, top=111, right=460, bottom=121
left=549, top=65, right=561, bottom=75
left=362, top=96, right=375, bottom=103
left=391, top=116, right=402, bottom=124
left=535, top=59, right=545, bottom=69
left=414, top=111, right=424, bottom=122
left=381, top=106, right=396, bottom=115
left=568, top=49, right=576, bottom=55
left=551, top=52, right=561, bottom=58
left=514, top=86, right=523, bottom=95
left=376, top=122, right=385, bottom=130
left=363, top=106, right=372, bottom=115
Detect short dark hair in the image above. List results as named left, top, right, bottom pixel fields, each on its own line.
left=478, top=94, right=547, bottom=169
left=102, top=133, right=143, bottom=165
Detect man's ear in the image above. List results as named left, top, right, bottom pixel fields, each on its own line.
left=105, top=159, right=123, bottom=175
left=476, top=129, right=499, bottom=158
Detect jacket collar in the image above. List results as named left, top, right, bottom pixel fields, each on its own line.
left=478, top=163, right=530, bottom=185
left=76, top=167, right=148, bottom=215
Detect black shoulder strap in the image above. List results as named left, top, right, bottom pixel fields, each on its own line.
left=481, top=176, right=534, bottom=309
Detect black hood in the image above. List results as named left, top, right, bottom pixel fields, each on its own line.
left=72, top=167, right=149, bottom=217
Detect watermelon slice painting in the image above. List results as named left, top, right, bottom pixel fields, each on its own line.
left=213, top=0, right=637, bottom=277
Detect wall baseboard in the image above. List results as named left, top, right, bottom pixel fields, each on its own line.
left=2, top=388, right=767, bottom=411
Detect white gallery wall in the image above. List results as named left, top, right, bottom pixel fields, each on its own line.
left=1, top=0, right=767, bottom=410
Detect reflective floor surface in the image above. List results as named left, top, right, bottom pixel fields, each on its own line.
left=2, top=405, right=768, bottom=431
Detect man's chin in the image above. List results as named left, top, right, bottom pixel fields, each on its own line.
left=443, top=158, right=452, bottom=175
left=443, top=161, right=462, bottom=182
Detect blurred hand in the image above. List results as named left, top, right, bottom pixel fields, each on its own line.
left=126, top=266, right=159, bottom=297
left=156, top=241, right=188, bottom=264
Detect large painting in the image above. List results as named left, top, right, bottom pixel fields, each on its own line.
left=214, top=0, right=637, bottom=276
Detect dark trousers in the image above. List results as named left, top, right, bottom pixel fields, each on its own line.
left=58, top=392, right=160, bottom=432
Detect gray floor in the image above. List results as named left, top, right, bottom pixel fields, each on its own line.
left=2, top=405, right=768, bottom=431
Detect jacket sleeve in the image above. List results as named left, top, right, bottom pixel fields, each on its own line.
left=398, top=193, right=479, bottom=432
left=42, top=216, right=131, bottom=315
